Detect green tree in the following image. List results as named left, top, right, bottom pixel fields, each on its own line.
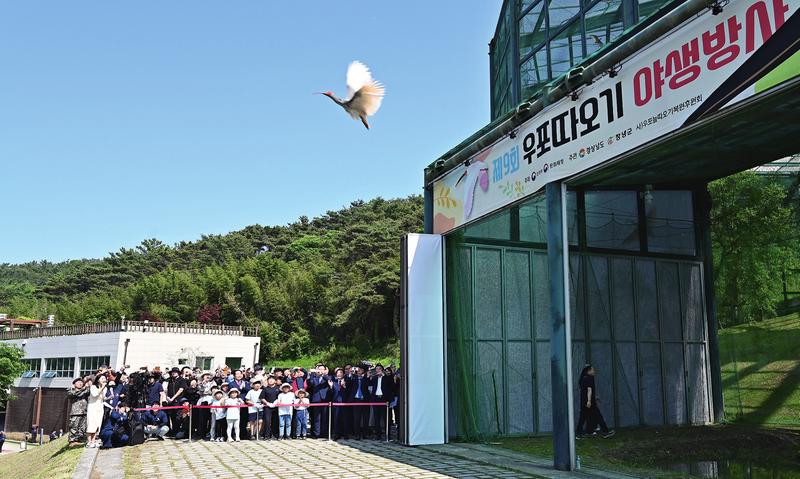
left=0, top=343, right=25, bottom=405
left=710, top=172, right=800, bottom=325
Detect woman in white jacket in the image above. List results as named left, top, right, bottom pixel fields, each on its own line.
left=86, top=375, right=107, bottom=448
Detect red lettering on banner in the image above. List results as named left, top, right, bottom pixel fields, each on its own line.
left=745, top=1, right=774, bottom=52
left=773, top=0, right=790, bottom=28
left=665, top=39, right=701, bottom=89
left=702, top=17, right=742, bottom=70
left=634, top=68, right=652, bottom=107
left=633, top=0, right=790, bottom=107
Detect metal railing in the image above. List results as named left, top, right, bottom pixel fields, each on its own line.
left=0, top=320, right=258, bottom=340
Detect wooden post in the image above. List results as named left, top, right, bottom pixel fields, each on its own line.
left=35, top=387, right=43, bottom=444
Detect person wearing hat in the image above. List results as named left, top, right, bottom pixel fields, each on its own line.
left=225, top=388, right=244, bottom=442
left=142, top=403, right=169, bottom=440
left=227, top=369, right=250, bottom=440
left=245, top=380, right=265, bottom=440
left=277, top=382, right=295, bottom=440
left=348, top=364, right=371, bottom=440
left=210, top=390, right=227, bottom=441
left=146, top=373, right=165, bottom=407
left=67, top=377, right=91, bottom=446
left=293, top=389, right=310, bottom=439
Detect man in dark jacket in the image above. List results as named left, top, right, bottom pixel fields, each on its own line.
left=369, top=364, right=393, bottom=439
left=331, top=368, right=350, bottom=440
left=261, top=376, right=280, bottom=439
left=143, top=404, right=169, bottom=440
left=307, top=363, right=331, bottom=439
left=67, top=377, right=90, bottom=445
left=348, top=365, right=371, bottom=439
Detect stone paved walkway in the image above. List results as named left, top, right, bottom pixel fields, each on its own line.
left=128, top=438, right=538, bottom=478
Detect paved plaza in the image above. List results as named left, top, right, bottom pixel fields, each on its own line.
left=124, top=438, right=537, bottom=479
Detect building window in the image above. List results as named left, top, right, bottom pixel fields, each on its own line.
left=79, top=356, right=110, bottom=377
left=521, top=46, right=549, bottom=99
left=196, top=356, right=214, bottom=370
left=637, top=0, right=674, bottom=21
left=464, top=209, right=512, bottom=240
left=519, top=1, right=547, bottom=57
left=225, top=357, right=242, bottom=370
left=550, top=18, right=584, bottom=79
left=585, top=190, right=641, bottom=251
left=548, top=0, right=582, bottom=31
left=46, top=357, right=76, bottom=378
left=21, top=358, right=41, bottom=377
left=584, top=0, right=625, bottom=56
left=646, top=191, right=696, bottom=256
left=519, top=191, right=578, bottom=244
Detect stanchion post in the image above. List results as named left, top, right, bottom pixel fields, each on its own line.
left=385, top=403, right=389, bottom=443
left=328, top=403, right=333, bottom=441
left=188, top=406, right=192, bottom=443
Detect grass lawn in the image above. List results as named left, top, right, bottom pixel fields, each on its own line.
left=0, top=437, right=83, bottom=479
left=495, top=425, right=800, bottom=477
left=719, top=313, right=800, bottom=426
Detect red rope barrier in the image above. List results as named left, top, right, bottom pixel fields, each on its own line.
left=134, top=401, right=389, bottom=412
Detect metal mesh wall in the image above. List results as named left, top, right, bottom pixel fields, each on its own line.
left=445, top=233, right=712, bottom=439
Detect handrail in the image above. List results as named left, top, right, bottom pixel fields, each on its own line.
left=0, top=320, right=258, bottom=340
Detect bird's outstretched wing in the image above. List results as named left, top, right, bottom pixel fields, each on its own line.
left=345, top=61, right=385, bottom=117
left=346, top=61, right=373, bottom=99
left=347, top=81, right=385, bottom=117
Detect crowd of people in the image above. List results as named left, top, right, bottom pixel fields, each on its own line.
left=66, top=361, right=399, bottom=449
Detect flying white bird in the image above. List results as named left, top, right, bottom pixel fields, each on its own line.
left=318, top=61, right=385, bottom=129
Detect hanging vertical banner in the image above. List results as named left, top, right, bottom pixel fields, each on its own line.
left=432, top=0, right=800, bottom=234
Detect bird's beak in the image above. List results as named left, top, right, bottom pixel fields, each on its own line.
left=455, top=170, right=468, bottom=187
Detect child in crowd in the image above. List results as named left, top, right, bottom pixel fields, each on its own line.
left=294, top=389, right=310, bottom=439
left=277, top=383, right=295, bottom=440
left=245, top=380, right=264, bottom=439
left=210, top=390, right=226, bottom=441
left=225, top=388, right=244, bottom=442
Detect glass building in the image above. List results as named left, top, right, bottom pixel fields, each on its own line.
left=415, top=0, right=800, bottom=458
left=422, top=0, right=770, bottom=443
left=490, top=0, right=679, bottom=119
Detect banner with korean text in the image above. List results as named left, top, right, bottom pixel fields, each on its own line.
left=432, top=0, right=800, bottom=234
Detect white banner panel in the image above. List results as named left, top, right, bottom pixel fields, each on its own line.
left=433, top=0, right=799, bottom=233
left=403, top=233, right=445, bottom=445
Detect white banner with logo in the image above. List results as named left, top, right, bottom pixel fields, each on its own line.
left=432, top=0, right=799, bottom=234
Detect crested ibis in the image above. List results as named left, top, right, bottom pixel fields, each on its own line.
left=318, top=61, right=385, bottom=129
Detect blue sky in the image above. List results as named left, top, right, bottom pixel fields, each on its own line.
left=0, top=2, right=501, bottom=263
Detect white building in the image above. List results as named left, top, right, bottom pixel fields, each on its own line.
left=1, top=320, right=260, bottom=433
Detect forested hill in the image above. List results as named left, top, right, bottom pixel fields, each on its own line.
left=0, top=196, right=423, bottom=361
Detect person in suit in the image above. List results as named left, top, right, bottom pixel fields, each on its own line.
left=330, top=367, right=350, bottom=440
left=307, top=363, right=331, bottom=439
left=348, top=364, right=371, bottom=439
left=369, top=363, right=393, bottom=440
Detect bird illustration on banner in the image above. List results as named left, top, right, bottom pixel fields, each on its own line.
left=455, top=161, right=489, bottom=219
left=317, top=61, right=385, bottom=129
